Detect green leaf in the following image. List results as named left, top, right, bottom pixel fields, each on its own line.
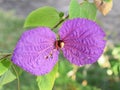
left=0, top=64, right=23, bottom=87
left=59, top=12, right=64, bottom=18
left=36, top=64, right=58, bottom=90
left=24, top=6, right=61, bottom=28
left=0, top=59, right=11, bottom=76
left=55, top=54, right=73, bottom=85
left=69, top=0, right=97, bottom=20
left=104, top=0, right=112, bottom=2
left=0, top=68, right=16, bottom=87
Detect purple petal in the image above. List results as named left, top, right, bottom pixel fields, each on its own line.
left=12, top=27, right=59, bottom=76
left=59, top=18, right=106, bottom=66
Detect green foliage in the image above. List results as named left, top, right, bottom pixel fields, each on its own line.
left=55, top=54, right=73, bottom=85
left=112, top=47, right=120, bottom=59
left=104, top=0, right=112, bottom=2
left=36, top=64, right=58, bottom=90
left=0, top=64, right=23, bottom=87
left=0, top=69, right=16, bottom=87
left=0, top=59, right=11, bottom=76
left=69, top=0, right=97, bottom=20
left=24, top=6, right=61, bottom=28
left=54, top=54, right=102, bottom=90
left=1, top=71, right=39, bottom=90
left=110, top=46, right=120, bottom=75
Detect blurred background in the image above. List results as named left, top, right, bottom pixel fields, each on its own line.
left=0, top=0, right=120, bottom=90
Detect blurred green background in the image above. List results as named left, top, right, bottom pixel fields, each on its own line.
left=0, top=0, right=120, bottom=90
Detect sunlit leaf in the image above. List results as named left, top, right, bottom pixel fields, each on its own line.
left=94, top=0, right=113, bottom=15
left=0, top=59, right=11, bottom=76
left=0, top=68, right=16, bottom=87
left=24, top=6, right=60, bottom=28
left=36, top=64, right=58, bottom=90
left=103, top=0, right=112, bottom=2
left=0, top=64, right=23, bottom=87
left=110, top=59, right=120, bottom=76
left=112, top=47, right=120, bottom=55
left=112, top=64, right=119, bottom=76
left=69, top=0, right=97, bottom=20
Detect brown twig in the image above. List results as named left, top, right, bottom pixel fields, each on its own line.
left=0, top=53, right=12, bottom=60
left=52, top=15, right=69, bottom=30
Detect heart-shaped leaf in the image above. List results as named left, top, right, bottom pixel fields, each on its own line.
left=69, top=0, right=97, bottom=20
left=24, top=6, right=61, bottom=28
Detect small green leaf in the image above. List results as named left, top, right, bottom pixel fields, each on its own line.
left=69, top=0, right=97, bottom=20
left=0, top=68, right=16, bottom=87
left=24, top=6, right=60, bottom=28
left=0, top=64, right=23, bottom=87
left=59, top=12, right=64, bottom=18
left=36, top=64, right=58, bottom=90
left=0, top=59, right=11, bottom=76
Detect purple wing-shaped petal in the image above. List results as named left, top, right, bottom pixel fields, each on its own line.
left=12, top=27, right=59, bottom=76
left=59, top=18, right=106, bottom=66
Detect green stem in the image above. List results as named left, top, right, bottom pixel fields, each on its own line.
left=52, top=15, right=69, bottom=30
left=12, top=64, right=20, bottom=90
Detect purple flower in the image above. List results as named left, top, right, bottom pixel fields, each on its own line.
left=12, top=18, right=106, bottom=76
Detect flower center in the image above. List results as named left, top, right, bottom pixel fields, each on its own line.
left=55, top=40, right=64, bottom=49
